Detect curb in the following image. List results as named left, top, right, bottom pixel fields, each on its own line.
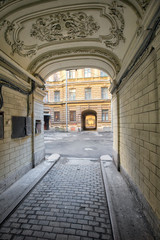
left=100, top=159, right=121, bottom=240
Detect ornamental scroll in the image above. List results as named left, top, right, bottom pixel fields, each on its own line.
left=30, top=12, right=100, bottom=41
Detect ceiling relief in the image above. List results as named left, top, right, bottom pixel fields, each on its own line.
left=0, top=0, right=14, bottom=8
left=136, top=0, right=150, bottom=11
left=0, top=20, right=38, bottom=57
left=30, top=12, right=100, bottom=41
left=0, top=1, right=128, bottom=57
left=104, top=1, right=125, bottom=48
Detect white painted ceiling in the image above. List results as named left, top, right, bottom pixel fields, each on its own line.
left=0, top=0, right=156, bottom=82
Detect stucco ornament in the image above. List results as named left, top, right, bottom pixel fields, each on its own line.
left=0, top=20, right=38, bottom=57
left=104, top=1, right=125, bottom=48
left=0, top=0, right=13, bottom=8
left=0, top=4, right=126, bottom=57
left=30, top=12, right=100, bottom=41
left=28, top=48, right=121, bottom=74
left=136, top=0, right=150, bottom=11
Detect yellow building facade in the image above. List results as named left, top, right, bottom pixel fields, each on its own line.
left=44, top=68, right=112, bottom=132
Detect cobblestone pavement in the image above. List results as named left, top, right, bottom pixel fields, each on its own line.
left=0, top=157, right=113, bottom=240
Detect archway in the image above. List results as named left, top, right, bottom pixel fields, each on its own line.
left=0, top=1, right=159, bottom=236
left=81, top=110, right=97, bottom=131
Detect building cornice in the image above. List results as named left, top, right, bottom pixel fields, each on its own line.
left=44, top=99, right=111, bottom=106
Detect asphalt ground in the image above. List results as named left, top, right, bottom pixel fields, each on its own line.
left=44, top=131, right=113, bottom=158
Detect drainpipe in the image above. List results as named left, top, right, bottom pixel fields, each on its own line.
left=31, top=87, right=35, bottom=168
left=117, top=91, right=120, bottom=171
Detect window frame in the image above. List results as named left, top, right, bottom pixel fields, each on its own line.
left=70, top=111, right=76, bottom=122
left=101, top=87, right=108, bottom=99
left=54, top=111, right=60, bottom=122
left=84, top=68, right=91, bottom=78
left=85, top=88, right=91, bottom=100
left=67, top=70, right=76, bottom=79
left=69, top=88, right=76, bottom=101
left=100, top=71, right=108, bottom=77
left=102, top=109, right=109, bottom=122
left=54, top=91, right=60, bottom=102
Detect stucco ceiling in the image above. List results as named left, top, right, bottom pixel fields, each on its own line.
left=0, top=0, right=158, bottom=82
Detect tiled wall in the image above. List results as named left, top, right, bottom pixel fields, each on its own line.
left=112, top=31, right=160, bottom=234
left=0, top=87, right=45, bottom=194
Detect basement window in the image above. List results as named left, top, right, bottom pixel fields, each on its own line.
left=0, top=112, right=4, bottom=139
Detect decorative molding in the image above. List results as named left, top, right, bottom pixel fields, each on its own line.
left=0, top=77, right=36, bottom=95
left=0, top=1, right=127, bottom=57
left=136, top=25, right=144, bottom=37
left=0, top=0, right=14, bottom=8
left=136, top=0, right=150, bottom=11
left=0, top=20, right=37, bottom=57
left=28, top=48, right=121, bottom=74
left=104, top=1, right=125, bottom=48
left=30, top=12, right=100, bottom=41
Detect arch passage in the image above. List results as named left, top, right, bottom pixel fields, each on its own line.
left=81, top=110, right=97, bottom=131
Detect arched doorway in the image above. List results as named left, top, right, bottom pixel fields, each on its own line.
left=81, top=110, right=97, bottom=131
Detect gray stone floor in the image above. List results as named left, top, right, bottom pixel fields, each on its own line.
left=0, top=157, right=113, bottom=240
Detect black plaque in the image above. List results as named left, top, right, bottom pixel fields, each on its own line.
left=26, top=117, right=32, bottom=136
left=12, top=116, right=26, bottom=138
left=0, top=112, right=4, bottom=139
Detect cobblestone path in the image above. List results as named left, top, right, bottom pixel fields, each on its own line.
left=0, top=157, right=113, bottom=240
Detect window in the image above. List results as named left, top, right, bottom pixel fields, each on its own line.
left=54, top=91, right=60, bottom=102
left=70, top=111, right=76, bottom=122
left=102, top=110, right=109, bottom=122
left=54, top=111, right=60, bottom=122
left=43, top=92, right=48, bottom=103
left=85, top=88, right=91, bottom=100
left=53, top=72, right=60, bottom=81
left=67, top=70, right=76, bottom=79
left=48, top=72, right=60, bottom=82
left=69, top=89, right=76, bottom=100
left=101, top=87, right=108, bottom=99
left=84, top=68, right=91, bottom=78
left=100, top=71, right=108, bottom=77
